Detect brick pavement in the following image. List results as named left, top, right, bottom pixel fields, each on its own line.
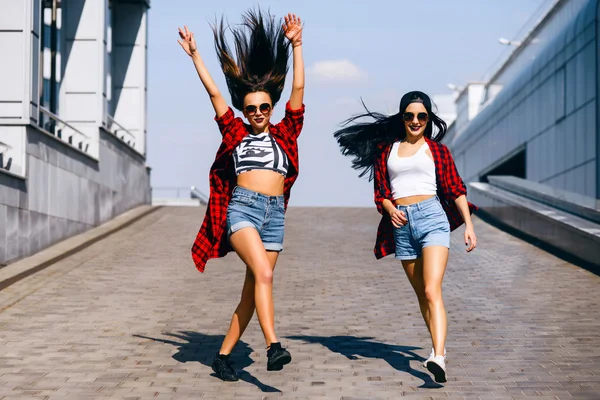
left=0, top=206, right=598, bottom=399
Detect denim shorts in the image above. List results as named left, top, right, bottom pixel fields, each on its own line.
left=393, top=196, right=450, bottom=260
left=226, top=186, right=285, bottom=252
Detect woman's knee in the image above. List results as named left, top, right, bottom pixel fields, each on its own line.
left=253, top=266, right=273, bottom=284
left=424, top=285, right=442, bottom=303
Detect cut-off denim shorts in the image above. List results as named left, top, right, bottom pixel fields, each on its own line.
left=393, top=195, right=450, bottom=260
left=226, top=186, right=285, bottom=252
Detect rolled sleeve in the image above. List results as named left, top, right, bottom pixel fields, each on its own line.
left=215, top=107, right=236, bottom=134
left=278, top=101, right=305, bottom=139
left=444, top=146, right=467, bottom=201
left=285, top=101, right=305, bottom=117
left=215, top=107, right=245, bottom=147
left=373, top=149, right=392, bottom=215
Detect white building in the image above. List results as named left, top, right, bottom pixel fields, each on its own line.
left=447, top=0, right=598, bottom=199
left=442, top=0, right=600, bottom=265
left=0, top=0, right=151, bottom=265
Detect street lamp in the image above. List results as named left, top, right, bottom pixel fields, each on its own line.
left=498, top=37, right=521, bottom=46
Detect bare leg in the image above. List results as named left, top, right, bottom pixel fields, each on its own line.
left=228, top=227, right=278, bottom=347
left=219, top=251, right=279, bottom=354
left=422, top=246, right=449, bottom=357
left=401, top=258, right=430, bottom=334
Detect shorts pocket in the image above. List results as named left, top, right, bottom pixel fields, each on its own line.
left=230, top=194, right=256, bottom=206
left=422, top=201, right=445, bottom=218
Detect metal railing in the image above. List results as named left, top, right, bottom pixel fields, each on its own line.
left=106, top=115, right=136, bottom=148
left=190, top=185, right=209, bottom=205
left=152, top=186, right=209, bottom=206
left=0, top=141, right=13, bottom=172
left=39, top=107, right=91, bottom=153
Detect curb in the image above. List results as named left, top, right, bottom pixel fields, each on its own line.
left=0, top=205, right=162, bottom=291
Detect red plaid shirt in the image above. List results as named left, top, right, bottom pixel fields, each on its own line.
left=191, top=101, right=305, bottom=272
left=373, top=137, right=477, bottom=259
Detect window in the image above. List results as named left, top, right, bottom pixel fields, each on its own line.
left=555, top=66, right=566, bottom=122
left=481, top=147, right=527, bottom=183
left=39, top=0, right=61, bottom=116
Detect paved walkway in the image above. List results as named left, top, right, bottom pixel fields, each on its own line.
left=0, top=207, right=598, bottom=399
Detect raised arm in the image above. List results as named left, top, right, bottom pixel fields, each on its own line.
left=283, top=14, right=304, bottom=110
left=178, top=26, right=229, bottom=118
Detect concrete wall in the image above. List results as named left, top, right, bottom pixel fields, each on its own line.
left=486, top=0, right=591, bottom=89
left=0, top=0, right=151, bottom=265
left=60, top=0, right=109, bottom=159
left=450, top=0, right=599, bottom=199
left=0, top=128, right=150, bottom=265
left=0, top=0, right=41, bottom=177
left=111, top=0, right=148, bottom=156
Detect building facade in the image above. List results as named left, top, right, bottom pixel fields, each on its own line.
left=447, top=0, right=599, bottom=200
left=0, top=0, right=151, bottom=265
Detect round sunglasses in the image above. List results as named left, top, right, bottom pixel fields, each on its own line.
left=245, top=103, right=272, bottom=116
left=402, top=112, right=428, bottom=123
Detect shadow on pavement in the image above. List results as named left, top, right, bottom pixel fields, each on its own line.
left=134, top=331, right=281, bottom=393
left=286, top=335, right=443, bottom=388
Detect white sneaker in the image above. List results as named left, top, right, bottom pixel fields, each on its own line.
left=423, top=347, right=446, bottom=368
left=426, top=355, right=447, bottom=383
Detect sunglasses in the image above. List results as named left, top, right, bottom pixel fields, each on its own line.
left=402, top=112, right=428, bottom=123
left=245, top=103, right=272, bottom=116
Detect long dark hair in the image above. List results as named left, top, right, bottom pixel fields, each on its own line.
left=212, top=8, right=290, bottom=111
left=333, top=91, right=448, bottom=180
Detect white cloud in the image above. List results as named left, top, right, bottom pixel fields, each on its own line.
left=309, top=60, right=367, bottom=83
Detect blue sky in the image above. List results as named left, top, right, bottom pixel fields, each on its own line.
left=147, top=0, right=550, bottom=207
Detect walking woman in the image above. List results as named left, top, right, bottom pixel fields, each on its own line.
left=178, top=9, right=304, bottom=381
left=334, top=91, right=477, bottom=383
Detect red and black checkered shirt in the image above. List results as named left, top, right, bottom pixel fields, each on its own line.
left=373, top=137, right=477, bottom=259
left=191, top=101, right=305, bottom=272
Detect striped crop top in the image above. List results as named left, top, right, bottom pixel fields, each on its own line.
left=233, top=132, right=289, bottom=176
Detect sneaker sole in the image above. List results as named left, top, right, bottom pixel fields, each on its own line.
left=426, top=361, right=447, bottom=383
left=424, top=356, right=446, bottom=368
left=211, top=364, right=239, bottom=382
left=267, top=353, right=292, bottom=371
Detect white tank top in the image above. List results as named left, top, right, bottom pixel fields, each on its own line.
left=387, top=141, right=437, bottom=200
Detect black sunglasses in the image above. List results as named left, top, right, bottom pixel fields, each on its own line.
left=402, top=112, right=428, bottom=123
left=245, top=103, right=272, bottom=116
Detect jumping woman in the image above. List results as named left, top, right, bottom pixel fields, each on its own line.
left=178, top=9, right=304, bottom=381
left=334, top=91, right=477, bottom=383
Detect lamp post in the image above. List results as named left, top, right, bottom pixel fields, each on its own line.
left=498, top=37, right=522, bottom=46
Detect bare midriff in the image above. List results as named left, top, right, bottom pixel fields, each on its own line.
left=393, top=194, right=435, bottom=206
left=236, top=170, right=285, bottom=196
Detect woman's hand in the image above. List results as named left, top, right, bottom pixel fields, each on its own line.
left=177, top=26, right=197, bottom=57
left=283, top=13, right=302, bottom=47
left=464, top=224, right=477, bottom=252
left=389, top=208, right=408, bottom=229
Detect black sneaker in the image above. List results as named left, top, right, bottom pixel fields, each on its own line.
left=211, top=353, right=239, bottom=381
left=266, top=342, right=291, bottom=371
